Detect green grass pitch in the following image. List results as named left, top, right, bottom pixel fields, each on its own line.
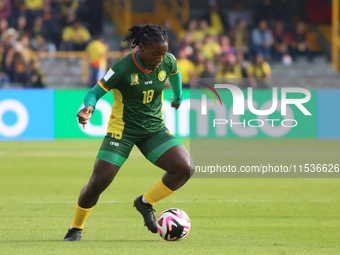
left=0, top=139, right=339, bottom=254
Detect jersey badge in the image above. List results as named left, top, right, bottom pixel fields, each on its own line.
left=130, top=73, right=139, bottom=85
left=158, top=70, right=166, bottom=81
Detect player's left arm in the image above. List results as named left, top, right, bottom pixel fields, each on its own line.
left=166, top=53, right=184, bottom=110
left=169, top=68, right=183, bottom=110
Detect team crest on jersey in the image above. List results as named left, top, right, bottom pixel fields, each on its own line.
left=158, top=70, right=166, bottom=81
left=130, top=73, right=139, bottom=85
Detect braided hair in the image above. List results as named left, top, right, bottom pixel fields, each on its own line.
left=123, top=24, right=168, bottom=49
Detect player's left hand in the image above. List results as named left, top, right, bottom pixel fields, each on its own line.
left=170, top=96, right=180, bottom=110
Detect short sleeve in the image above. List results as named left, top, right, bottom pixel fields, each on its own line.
left=98, top=62, right=122, bottom=92
left=164, top=52, right=178, bottom=75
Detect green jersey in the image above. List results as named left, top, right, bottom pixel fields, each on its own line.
left=97, top=51, right=178, bottom=139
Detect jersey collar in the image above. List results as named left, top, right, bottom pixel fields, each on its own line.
left=132, top=51, right=153, bottom=74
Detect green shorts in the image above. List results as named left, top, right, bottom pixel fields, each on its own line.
left=96, top=128, right=183, bottom=167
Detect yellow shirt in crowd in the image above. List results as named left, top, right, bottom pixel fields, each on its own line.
left=177, top=59, right=195, bottom=84
left=202, top=42, right=221, bottom=60
left=62, top=26, right=91, bottom=44
left=247, top=62, right=271, bottom=78
left=86, top=40, right=107, bottom=69
left=25, top=0, right=43, bottom=10
left=210, top=12, right=224, bottom=35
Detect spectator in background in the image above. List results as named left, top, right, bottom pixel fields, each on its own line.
left=59, top=0, right=78, bottom=27
left=25, top=0, right=43, bottom=12
left=255, top=0, right=275, bottom=25
left=8, top=0, right=27, bottom=28
left=162, top=20, right=176, bottom=53
left=190, top=40, right=203, bottom=62
left=177, top=19, right=198, bottom=42
left=29, top=16, right=56, bottom=53
left=205, top=0, right=225, bottom=34
left=202, top=35, right=221, bottom=60
left=220, top=35, right=235, bottom=61
left=5, top=41, right=31, bottom=86
left=19, top=32, right=32, bottom=58
left=0, top=0, right=11, bottom=19
left=29, top=58, right=46, bottom=87
left=174, top=31, right=193, bottom=58
left=196, top=19, right=218, bottom=41
left=227, top=2, right=252, bottom=29
left=176, top=49, right=195, bottom=88
left=0, top=43, right=10, bottom=87
left=62, top=20, right=90, bottom=51
left=25, top=0, right=44, bottom=28
left=194, top=51, right=206, bottom=77
left=247, top=53, right=271, bottom=88
left=289, top=22, right=313, bottom=62
left=234, top=51, right=248, bottom=78
left=251, top=20, right=273, bottom=59
left=233, top=51, right=249, bottom=87
left=16, top=15, right=27, bottom=35
left=229, top=19, right=249, bottom=55
left=0, top=17, right=8, bottom=37
left=86, top=34, right=108, bottom=85
left=192, top=20, right=207, bottom=42
left=272, top=20, right=293, bottom=62
left=216, top=60, right=238, bottom=83
left=1, top=28, right=19, bottom=52
left=200, top=59, right=216, bottom=79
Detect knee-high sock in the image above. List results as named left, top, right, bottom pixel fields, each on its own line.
left=144, top=180, right=174, bottom=205
left=71, top=203, right=93, bottom=229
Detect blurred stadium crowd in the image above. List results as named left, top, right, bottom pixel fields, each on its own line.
left=0, top=0, right=103, bottom=88
left=158, top=0, right=314, bottom=88
left=0, top=0, right=315, bottom=88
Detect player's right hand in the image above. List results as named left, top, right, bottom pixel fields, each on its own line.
left=77, top=106, right=93, bottom=129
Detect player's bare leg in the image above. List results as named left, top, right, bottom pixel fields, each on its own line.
left=155, top=145, right=194, bottom=190
left=134, top=145, right=193, bottom=234
left=64, top=159, right=120, bottom=241
left=78, top=159, right=120, bottom=208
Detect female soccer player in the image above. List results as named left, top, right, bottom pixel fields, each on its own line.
left=64, top=24, right=194, bottom=241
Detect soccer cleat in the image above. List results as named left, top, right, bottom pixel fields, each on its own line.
left=63, top=227, right=82, bottom=241
left=133, top=195, right=158, bottom=233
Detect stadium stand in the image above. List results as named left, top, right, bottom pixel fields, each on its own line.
left=0, top=0, right=339, bottom=89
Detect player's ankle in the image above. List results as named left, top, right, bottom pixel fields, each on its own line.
left=142, top=195, right=150, bottom=204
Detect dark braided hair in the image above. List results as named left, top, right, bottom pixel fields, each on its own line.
left=123, top=24, right=168, bottom=49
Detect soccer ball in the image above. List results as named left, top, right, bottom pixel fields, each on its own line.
left=157, top=208, right=191, bottom=241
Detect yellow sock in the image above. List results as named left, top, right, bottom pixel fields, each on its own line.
left=71, top=204, right=93, bottom=229
left=144, top=180, right=174, bottom=205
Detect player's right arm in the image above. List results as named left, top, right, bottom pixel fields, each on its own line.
left=77, top=65, right=121, bottom=129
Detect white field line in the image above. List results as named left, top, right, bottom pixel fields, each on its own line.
left=0, top=200, right=331, bottom=204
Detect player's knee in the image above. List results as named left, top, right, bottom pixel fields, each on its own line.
left=178, top=158, right=194, bottom=180
left=88, top=172, right=113, bottom=193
